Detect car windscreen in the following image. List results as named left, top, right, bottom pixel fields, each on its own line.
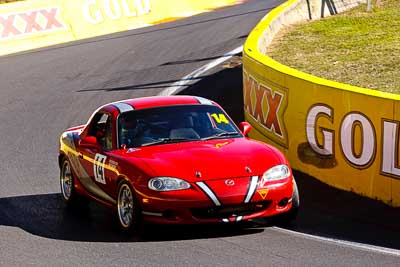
left=117, top=104, right=242, bottom=148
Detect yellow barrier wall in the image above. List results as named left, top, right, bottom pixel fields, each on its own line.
left=0, top=0, right=242, bottom=56
left=243, top=0, right=400, bottom=207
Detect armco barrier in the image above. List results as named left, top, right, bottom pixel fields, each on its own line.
left=243, top=0, right=400, bottom=207
left=0, top=0, right=242, bottom=56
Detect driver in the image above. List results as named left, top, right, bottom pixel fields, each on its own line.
left=119, top=117, right=138, bottom=148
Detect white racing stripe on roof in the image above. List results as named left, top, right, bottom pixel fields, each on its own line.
left=194, top=96, right=213, bottom=105
left=85, top=100, right=134, bottom=126
left=112, top=102, right=134, bottom=113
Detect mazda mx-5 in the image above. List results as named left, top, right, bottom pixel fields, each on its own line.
left=58, top=95, right=299, bottom=232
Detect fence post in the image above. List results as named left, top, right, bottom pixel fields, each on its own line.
left=367, top=0, right=372, bottom=11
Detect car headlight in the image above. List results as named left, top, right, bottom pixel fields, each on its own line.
left=148, top=177, right=191, bottom=191
left=262, top=165, right=290, bottom=182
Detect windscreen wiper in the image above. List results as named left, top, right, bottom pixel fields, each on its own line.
left=201, top=132, right=241, bottom=141
left=141, top=138, right=192, bottom=147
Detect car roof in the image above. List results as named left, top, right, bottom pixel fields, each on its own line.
left=81, top=95, right=219, bottom=139
left=105, top=95, right=215, bottom=112
left=83, top=96, right=218, bottom=128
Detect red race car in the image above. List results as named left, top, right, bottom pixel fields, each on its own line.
left=59, top=95, right=299, bottom=232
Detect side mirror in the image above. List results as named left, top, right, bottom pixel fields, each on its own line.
left=79, top=136, right=100, bottom=150
left=238, top=122, right=252, bottom=137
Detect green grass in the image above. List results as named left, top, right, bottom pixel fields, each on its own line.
left=268, top=0, right=400, bottom=93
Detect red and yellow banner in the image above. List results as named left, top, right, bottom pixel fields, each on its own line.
left=243, top=0, right=400, bottom=207
left=0, top=0, right=244, bottom=56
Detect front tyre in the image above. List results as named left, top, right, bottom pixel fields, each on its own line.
left=117, top=181, right=142, bottom=233
left=274, top=178, right=300, bottom=224
left=287, top=178, right=300, bottom=220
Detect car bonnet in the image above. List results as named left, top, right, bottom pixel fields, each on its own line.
left=121, top=138, right=282, bottom=182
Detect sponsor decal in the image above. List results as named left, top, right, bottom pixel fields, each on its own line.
left=0, top=7, right=65, bottom=40
left=305, top=104, right=377, bottom=169
left=381, top=120, right=400, bottom=178
left=82, top=0, right=151, bottom=24
left=94, top=153, right=107, bottom=184
left=109, top=159, right=118, bottom=169
left=224, top=179, right=235, bottom=186
left=305, top=104, right=400, bottom=178
left=215, top=141, right=229, bottom=149
left=243, top=70, right=288, bottom=147
left=211, top=113, right=229, bottom=124
left=257, top=189, right=269, bottom=200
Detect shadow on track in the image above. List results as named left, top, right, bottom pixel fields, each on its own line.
left=76, top=76, right=208, bottom=93
left=161, top=50, right=246, bottom=66
left=0, top=193, right=263, bottom=242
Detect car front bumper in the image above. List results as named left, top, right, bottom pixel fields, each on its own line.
left=136, top=176, right=294, bottom=224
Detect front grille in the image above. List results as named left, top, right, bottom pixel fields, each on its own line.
left=191, top=201, right=271, bottom=219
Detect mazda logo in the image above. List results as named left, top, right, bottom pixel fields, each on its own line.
left=225, top=179, right=235, bottom=186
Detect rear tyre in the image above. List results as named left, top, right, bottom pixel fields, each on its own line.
left=60, top=158, right=87, bottom=207
left=117, top=180, right=142, bottom=233
left=60, top=158, right=76, bottom=204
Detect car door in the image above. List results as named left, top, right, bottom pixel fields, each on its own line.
left=78, top=112, right=118, bottom=204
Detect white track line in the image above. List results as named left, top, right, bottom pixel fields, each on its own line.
left=158, top=45, right=243, bottom=96
left=272, top=227, right=400, bottom=257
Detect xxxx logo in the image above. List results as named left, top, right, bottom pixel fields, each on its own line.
left=0, top=7, right=64, bottom=40
left=243, top=70, right=288, bottom=147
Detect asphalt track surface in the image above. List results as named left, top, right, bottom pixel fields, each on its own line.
left=0, top=0, right=400, bottom=265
